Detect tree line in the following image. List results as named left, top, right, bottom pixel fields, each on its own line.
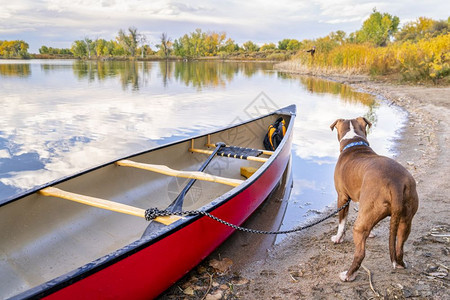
left=46, top=28, right=303, bottom=60
left=1, top=9, right=448, bottom=63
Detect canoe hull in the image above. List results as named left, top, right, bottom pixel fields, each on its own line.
left=45, top=124, right=292, bottom=299
left=5, top=105, right=295, bottom=299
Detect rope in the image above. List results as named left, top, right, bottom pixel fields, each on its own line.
left=145, top=199, right=351, bottom=235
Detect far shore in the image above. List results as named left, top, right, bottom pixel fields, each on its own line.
left=3, top=57, right=448, bottom=87
left=0, top=54, right=287, bottom=63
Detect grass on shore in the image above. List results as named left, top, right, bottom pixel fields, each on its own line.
left=279, top=33, right=450, bottom=85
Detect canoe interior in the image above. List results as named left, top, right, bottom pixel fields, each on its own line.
left=0, top=113, right=292, bottom=298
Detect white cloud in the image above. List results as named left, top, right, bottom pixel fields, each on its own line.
left=323, top=16, right=364, bottom=25
left=2, top=0, right=449, bottom=52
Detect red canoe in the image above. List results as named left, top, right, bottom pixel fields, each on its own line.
left=0, top=105, right=296, bottom=299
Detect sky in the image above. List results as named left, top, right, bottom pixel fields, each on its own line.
left=1, top=0, right=449, bottom=53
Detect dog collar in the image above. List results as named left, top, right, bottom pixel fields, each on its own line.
left=342, top=141, right=369, bottom=152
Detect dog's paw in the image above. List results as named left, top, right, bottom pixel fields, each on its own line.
left=392, top=261, right=408, bottom=269
left=331, top=234, right=344, bottom=244
left=368, top=231, right=377, bottom=238
left=339, top=271, right=357, bottom=282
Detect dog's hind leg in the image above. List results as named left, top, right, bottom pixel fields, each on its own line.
left=393, top=219, right=412, bottom=269
left=331, top=194, right=350, bottom=244
left=389, top=213, right=402, bottom=269
left=394, top=187, right=418, bottom=269
left=340, top=202, right=387, bottom=282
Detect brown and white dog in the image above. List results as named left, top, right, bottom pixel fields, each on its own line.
left=330, top=117, right=418, bottom=282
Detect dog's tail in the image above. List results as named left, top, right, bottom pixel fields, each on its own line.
left=389, top=187, right=404, bottom=266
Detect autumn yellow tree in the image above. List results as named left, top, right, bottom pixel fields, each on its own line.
left=0, top=40, right=30, bottom=58
left=396, top=17, right=448, bottom=42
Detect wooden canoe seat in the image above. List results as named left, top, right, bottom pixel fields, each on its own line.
left=39, top=187, right=181, bottom=225
left=115, top=160, right=244, bottom=187
left=240, top=166, right=258, bottom=179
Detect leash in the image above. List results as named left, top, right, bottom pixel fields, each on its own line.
left=145, top=199, right=351, bottom=235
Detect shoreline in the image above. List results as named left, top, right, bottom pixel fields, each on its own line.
left=0, top=56, right=288, bottom=63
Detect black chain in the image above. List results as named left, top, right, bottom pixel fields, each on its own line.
left=145, top=199, right=351, bottom=235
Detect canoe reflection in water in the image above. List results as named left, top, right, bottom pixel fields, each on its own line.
left=207, top=156, right=293, bottom=269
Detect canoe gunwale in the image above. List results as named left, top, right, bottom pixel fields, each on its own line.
left=8, top=104, right=296, bottom=299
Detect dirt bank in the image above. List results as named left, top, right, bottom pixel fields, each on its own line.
left=161, top=74, right=449, bottom=299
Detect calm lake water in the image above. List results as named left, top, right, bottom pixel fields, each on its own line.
left=0, top=59, right=406, bottom=232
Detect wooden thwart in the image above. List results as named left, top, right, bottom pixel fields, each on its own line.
left=206, top=143, right=274, bottom=156
left=206, top=135, right=274, bottom=156
left=190, top=147, right=268, bottom=163
left=116, top=160, right=243, bottom=187
left=39, top=187, right=181, bottom=225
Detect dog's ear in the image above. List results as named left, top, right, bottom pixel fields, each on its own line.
left=330, top=119, right=343, bottom=131
left=357, top=117, right=372, bottom=129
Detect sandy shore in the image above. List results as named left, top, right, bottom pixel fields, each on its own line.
left=161, top=73, right=449, bottom=299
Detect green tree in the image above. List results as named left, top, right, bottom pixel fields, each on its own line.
left=286, top=39, right=301, bottom=50
left=39, top=45, right=49, bottom=54
left=94, top=39, right=107, bottom=57
left=356, top=9, right=400, bottom=46
left=173, top=38, right=186, bottom=57
left=19, top=41, right=29, bottom=57
left=220, top=38, right=238, bottom=53
left=60, top=48, right=72, bottom=55
left=278, top=39, right=291, bottom=50
left=242, top=40, right=259, bottom=52
left=39, top=46, right=72, bottom=56
left=104, top=40, right=116, bottom=56
left=112, top=41, right=126, bottom=56
left=191, top=29, right=205, bottom=57
left=71, top=40, right=87, bottom=58
left=174, top=29, right=232, bottom=57
left=260, top=43, right=276, bottom=51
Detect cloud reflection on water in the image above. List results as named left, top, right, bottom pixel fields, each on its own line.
left=0, top=61, right=406, bottom=215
